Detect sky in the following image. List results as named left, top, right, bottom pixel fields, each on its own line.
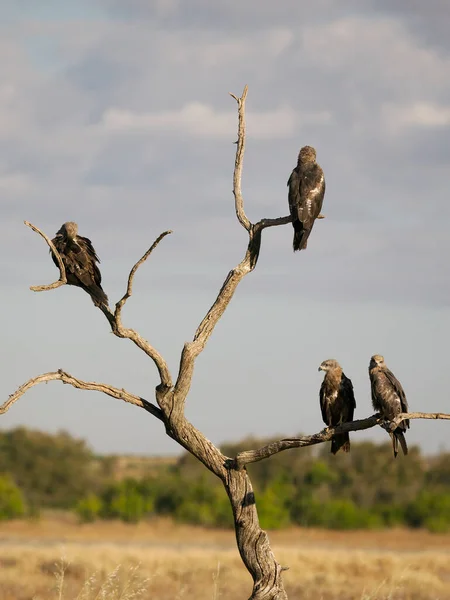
left=1, top=0, right=449, bottom=457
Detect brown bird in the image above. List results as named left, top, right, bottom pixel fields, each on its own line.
left=369, top=355, right=409, bottom=457
left=51, top=221, right=108, bottom=309
left=318, top=359, right=356, bottom=454
left=288, top=145, right=326, bottom=251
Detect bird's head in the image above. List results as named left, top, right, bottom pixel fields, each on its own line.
left=298, top=145, right=317, bottom=165
left=370, top=354, right=385, bottom=369
left=318, top=358, right=340, bottom=373
left=57, top=221, right=78, bottom=241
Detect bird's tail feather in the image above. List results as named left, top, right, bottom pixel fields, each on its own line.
left=293, top=221, right=310, bottom=252
left=331, top=433, right=350, bottom=455
left=390, top=432, right=398, bottom=458
left=397, top=430, right=408, bottom=456
left=390, top=430, right=408, bottom=458
left=84, top=284, right=109, bottom=308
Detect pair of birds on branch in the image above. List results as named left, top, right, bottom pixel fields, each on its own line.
left=319, top=357, right=409, bottom=458
left=49, top=144, right=324, bottom=311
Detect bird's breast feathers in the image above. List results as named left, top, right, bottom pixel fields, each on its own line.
left=329, top=389, right=339, bottom=402
left=308, top=172, right=325, bottom=198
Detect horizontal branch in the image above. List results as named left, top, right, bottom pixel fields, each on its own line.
left=1, top=370, right=163, bottom=422
left=25, top=221, right=67, bottom=291
left=234, top=411, right=450, bottom=469
left=255, top=215, right=292, bottom=231
left=390, top=411, right=450, bottom=428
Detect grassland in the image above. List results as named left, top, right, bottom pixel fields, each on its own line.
left=0, top=516, right=449, bottom=599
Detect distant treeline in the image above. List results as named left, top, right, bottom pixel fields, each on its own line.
left=0, top=427, right=449, bottom=531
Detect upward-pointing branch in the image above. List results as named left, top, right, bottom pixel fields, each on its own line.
left=230, top=85, right=251, bottom=232
left=173, top=86, right=297, bottom=408
left=24, top=221, right=67, bottom=291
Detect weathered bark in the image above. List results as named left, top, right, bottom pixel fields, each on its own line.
left=224, top=468, right=288, bottom=600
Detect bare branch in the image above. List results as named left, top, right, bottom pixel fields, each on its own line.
left=173, top=86, right=294, bottom=404
left=390, top=411, right=450, bottom=428
left=25, top=221, right=173, bottom=390
left=108, top=229, right=174, bottom=389
left=234, top=411, right=450, bottom=469
left=230, top=85, right=251, bottom=232
left=255, top=215, right=292, bottom=231
left=1, top=370, right=164, bottom=421
left=107, top=231, right=173, bottom=389
left=25, top=221, right=67, bottom=291
left=115, top=230, right=173, bottom=315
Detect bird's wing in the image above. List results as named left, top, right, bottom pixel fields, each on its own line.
left=50, top=236, right=64, bottom=270
left=77, top=236, right=103, bottom=286
left=369, top=368, right=383, bottom=412
left=383, top=367, right=409, bottom=429
left=371, top=369, right=405, bottom=426
left=299, top=165, right=325, bottom=229
left=319, top=380, right=331, bottom=426
left=383, top=368, right=408, bottom=412
left=287, top=168, right=301, bottom=221
left=341, top=374, right=356, bottom=421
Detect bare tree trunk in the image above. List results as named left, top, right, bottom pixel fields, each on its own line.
left=160, top=388, right=289, bottom=598
left=224, top=468, right=288, bottom=600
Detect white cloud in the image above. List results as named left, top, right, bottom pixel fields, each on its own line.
left=100, top=102, right=330, bottom=140
left=382, top=101, right=450, bottom=129
left=301, top=17, right=450, bottom=91
left=0, top=172, right=33, bottom=195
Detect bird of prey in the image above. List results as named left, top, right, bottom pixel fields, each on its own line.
left=288, top=145, right=326, bottom=252
left=369, top=355, right=409, bottom=457
left=318, top=359, right=356, bottom=454
left=51, top=221, right=109, bottom=309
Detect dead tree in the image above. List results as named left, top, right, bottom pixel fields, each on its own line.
left=3, top=86, right=450, bottom=600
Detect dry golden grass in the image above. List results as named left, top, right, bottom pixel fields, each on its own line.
left=0, top=517, right=449, bottom=599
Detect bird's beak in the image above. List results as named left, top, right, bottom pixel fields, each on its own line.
left=318, top=365, right=324, bottom=372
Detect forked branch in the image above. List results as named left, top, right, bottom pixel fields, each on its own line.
left=25, top=222, right=173, bottom=390
left=173, top=86, right=294, bottom=405
left=234, top=411, right=450, bottom=469
left=24, top=221, right=67, bottom=290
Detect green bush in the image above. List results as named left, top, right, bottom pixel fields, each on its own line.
left=0, top=426, right=444, bottom=532
left=75, top=494, right=103, bottom=523
left=291, top=495, right=380, bottom=530
left=257, top=487, right=292, bottom=529
left=101, top=479, right=153, bottom=523
left=0, top=427, right=97, bottom=508
left=405, top=491, right=450, bottom=532
left=373, top=503, right=406, bottom=527
left=0, top=474, right=26, bottom=520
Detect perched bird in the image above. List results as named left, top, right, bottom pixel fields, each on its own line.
left=318, top=359, right=356, bottom=454
left=51, top=221, right=108, bottom=309
left=369, top=355, right=409, bottom=458
left=288, top=145, right=326, bottom=251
